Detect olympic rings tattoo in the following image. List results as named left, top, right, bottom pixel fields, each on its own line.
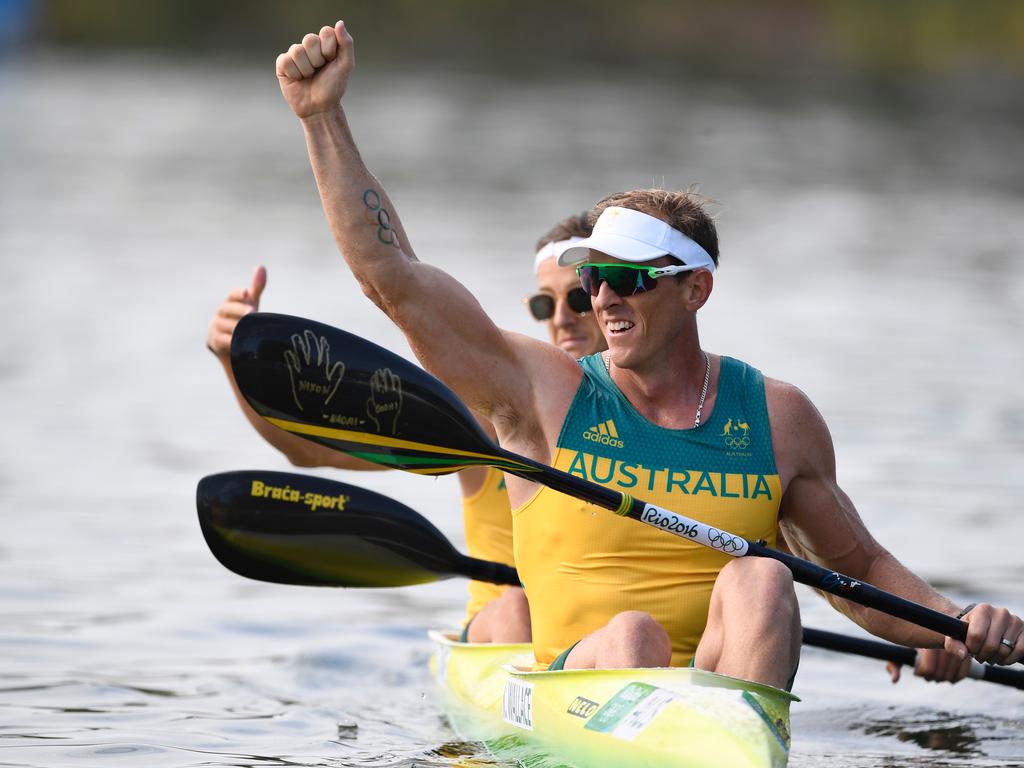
left=363, top=189, right=400, bottom=247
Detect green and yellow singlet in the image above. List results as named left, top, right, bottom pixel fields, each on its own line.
left=461, top=467, right=515, bottom=625
left=513, top=354, right=782, bottom=667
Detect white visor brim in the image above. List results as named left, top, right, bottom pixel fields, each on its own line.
left=558, top=206, right=714, bottom=273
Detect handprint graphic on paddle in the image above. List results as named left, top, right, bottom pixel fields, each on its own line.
left=284, top=330, right=345, bottom=414
left=366, top=367, right=403, bottom=435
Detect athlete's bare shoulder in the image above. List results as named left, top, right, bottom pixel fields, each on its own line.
left=764, top=376, right=825, bottom=430
left=763, top=375, right=836, bottom=488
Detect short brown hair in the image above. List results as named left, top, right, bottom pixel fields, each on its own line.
left=590, top=189, right=719, bottom=266
left=534, top=212, right=592, bottom=253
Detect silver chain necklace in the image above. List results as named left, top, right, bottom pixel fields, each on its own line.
left=603, top=350, right=711, bottom=429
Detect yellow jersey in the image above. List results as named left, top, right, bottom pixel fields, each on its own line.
left=462, top=466, right=516, bottom=624
left=513, top=355, right=781, bottom=666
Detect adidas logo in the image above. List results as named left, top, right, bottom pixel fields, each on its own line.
left=582, top=419, right=625, bottom=449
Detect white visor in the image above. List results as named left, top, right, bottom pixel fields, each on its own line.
left=534, top=237, right=585, bottom=273
left=558, top=207, right=715, bottom=273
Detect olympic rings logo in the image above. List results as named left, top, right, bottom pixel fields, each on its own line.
left=724, top=436, right=751, bottom=449
left=707, top=528, right=744, bottom=553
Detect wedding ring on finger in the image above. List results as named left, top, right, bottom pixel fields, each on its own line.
left=1000, top=637, right=1015, bottom=650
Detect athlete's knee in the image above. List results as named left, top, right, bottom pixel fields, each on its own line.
left=502, top=586, right=529, bottom=611
left=607, top=610, right=663, bottom=635
left=606, top=611, right=671, bottom=661
left=498, top=588, right=531, bottom=626
left=718, top=557, right=794, bottom=599
left=477, top=587, right=531, bottom=643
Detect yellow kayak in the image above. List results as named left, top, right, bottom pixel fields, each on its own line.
left=430, top=630, right=796, bottom=768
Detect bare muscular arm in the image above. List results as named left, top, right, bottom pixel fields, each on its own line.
left=274, top=23, right=580, bottom=477
left=769, top=379, right=1022, bottom=664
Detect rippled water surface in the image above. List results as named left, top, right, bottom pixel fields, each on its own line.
left=1, top=54, right=1022, bottom=767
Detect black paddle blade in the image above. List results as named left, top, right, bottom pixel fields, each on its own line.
left=231, top=313, right=526, bottom=475
left=197, top=470, right=474, bottom=588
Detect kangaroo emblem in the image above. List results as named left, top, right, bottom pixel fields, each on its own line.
left=721, top=418, right=733, bottom=436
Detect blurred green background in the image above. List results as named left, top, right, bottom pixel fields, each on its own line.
left=19, top=0, right=1024, bottom=78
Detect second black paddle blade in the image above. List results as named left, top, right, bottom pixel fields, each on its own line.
left=230, top=313, right=501, bottom=475
left=196, top=470, right=466, bottom=588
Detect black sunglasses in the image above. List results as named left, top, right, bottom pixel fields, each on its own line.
left=576, top=262, right=695, bottom=297
left=523, top=288, right=593, bottom=320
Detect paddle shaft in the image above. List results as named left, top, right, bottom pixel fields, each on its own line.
left=465, top=532, right=1023, bottom=688
left=462, top=554, right=519, bottom=586
left=803, top=628, right=1024, bottom=689
left=454, top=547, right=1024, bottom=688
left=487, top=444, right=976, bottom=645
left=468, top=557, right=1023, bottom=688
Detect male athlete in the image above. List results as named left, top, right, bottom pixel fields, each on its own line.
left=272, top=22, right=1022, bottom=688
left=207, top=214, right=603, bottom=643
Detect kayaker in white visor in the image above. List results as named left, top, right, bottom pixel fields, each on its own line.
left=269, top=19, right=1023, bottom=692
